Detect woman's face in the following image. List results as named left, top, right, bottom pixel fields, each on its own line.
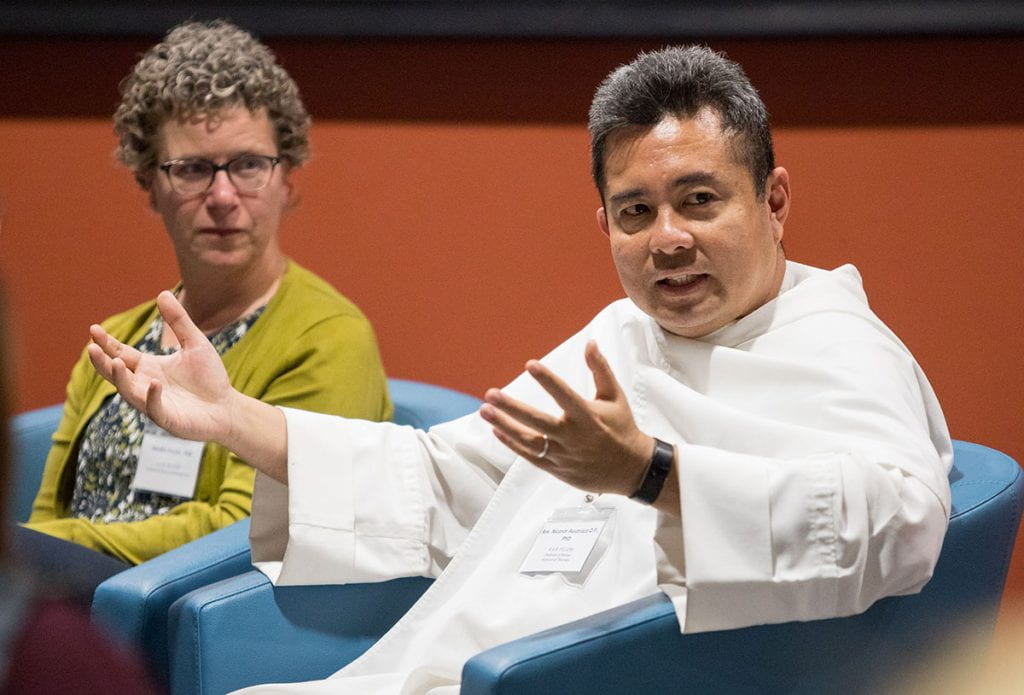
left=147, top=106, right=290, bottom=278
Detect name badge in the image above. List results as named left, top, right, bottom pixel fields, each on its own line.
left=132, top=425, right=204, bottom=498
left=520, top=505, right=614, bottom=574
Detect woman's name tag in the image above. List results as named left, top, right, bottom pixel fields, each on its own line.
left=132, top=426, right=204, bottom=498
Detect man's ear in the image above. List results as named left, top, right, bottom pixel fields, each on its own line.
left=765, top=166, right=791, bottom=242
left=596, top=207, right=610, bottom=237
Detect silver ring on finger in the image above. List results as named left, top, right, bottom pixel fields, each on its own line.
left=536, top=434, right=550, bottom=459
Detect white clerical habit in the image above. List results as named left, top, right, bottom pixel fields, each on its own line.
left=242, top=262, right=952, bottom=694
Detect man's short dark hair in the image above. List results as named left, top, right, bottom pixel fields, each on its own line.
left=589, top=45, right=774, bottom=198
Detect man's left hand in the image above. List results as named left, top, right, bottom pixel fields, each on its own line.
left=480, top=340, right=653, bottom=496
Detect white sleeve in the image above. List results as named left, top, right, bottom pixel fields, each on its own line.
left=251, top=409, right=515, bottom=586
left=653, top=335, right=951, bottom=633
left=247, top=311, right=614, bottom=587
left=668, top=445, right=946, bottom=632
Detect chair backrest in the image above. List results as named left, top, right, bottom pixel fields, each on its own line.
left=388, top=378, right=481, bottom=429
left=8, top=403, right=63, bottom=522
left=892, top=441, right=1023, bottom=642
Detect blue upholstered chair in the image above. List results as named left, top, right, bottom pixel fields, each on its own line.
left=7, top=378, right=481, bottom=687
left=168, top=441, right=1022, bottom=695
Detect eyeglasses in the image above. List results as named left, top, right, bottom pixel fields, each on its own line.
left=158, top=154, right=281, bottom=196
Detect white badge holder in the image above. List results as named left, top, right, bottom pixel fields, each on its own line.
left=132, top=420, right=204, bottom=499
left=520, top=503, right=616, bottom=586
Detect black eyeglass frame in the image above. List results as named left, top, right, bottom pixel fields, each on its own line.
left=157, top=154, right=282, bottom=195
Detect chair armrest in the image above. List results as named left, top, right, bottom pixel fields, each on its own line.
left=169, top=571, right=433, bottom=695
left=462, top=593, right=691, bottom=694
left=9, top=403, right=64, bottom=522
left=461, top=591, right=926, bottom=695
left=91, top=518, right=253, bottom=684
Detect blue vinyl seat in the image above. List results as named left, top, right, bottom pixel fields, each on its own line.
left=7, top=378, right=481, bottom=688
left=168, top=441, right=1022, bottom=695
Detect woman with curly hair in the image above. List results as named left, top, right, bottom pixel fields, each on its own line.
left=19, top=20, right=392, bottom=570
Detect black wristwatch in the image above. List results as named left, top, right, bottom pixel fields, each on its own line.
left=629, top=438, right=675, bottom=505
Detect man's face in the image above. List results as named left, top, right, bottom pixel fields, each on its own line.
left=597, top=109, right=790, bottom=338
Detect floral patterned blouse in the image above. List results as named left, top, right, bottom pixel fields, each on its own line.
left=69, top=305, right=266, bottom=523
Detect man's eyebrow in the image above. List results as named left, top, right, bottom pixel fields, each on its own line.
left=672, top=171, right=718, bottom=188
left=607, top=188, right=647, bottom=206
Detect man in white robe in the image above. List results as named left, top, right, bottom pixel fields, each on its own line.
left=88, top=46, right=951, bottom=694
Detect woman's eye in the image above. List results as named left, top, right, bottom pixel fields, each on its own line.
left=234, top=156, right=262, bottom=172
left=174, top=161, right=211, bottom=180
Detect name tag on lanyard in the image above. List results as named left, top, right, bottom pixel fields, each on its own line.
left=132, top=425, right=204, bottom=498
left=520, top=505, right=614, bottom=574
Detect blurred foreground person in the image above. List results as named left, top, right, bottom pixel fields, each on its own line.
left=1, top=283, right=159, bottom=694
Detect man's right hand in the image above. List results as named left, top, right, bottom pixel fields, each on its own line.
left=87, top=290, right=234, bottom=445
left=88, top=290, right=290, bottom=483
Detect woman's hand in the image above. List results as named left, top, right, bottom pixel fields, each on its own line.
left=87, top=290, right=235, bottom=444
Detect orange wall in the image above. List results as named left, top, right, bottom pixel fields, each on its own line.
left=1, top=35, right=1022, bottom=624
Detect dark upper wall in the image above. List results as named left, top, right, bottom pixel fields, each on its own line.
left=2, top=0, right=1023, bottom=39
left=2, top=35, right=1023, bottom=126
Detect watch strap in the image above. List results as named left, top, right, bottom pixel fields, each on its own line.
left=630, top=438, right=675, bottom=505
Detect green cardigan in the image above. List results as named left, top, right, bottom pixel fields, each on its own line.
left=26, top=261, right=392, bottom=565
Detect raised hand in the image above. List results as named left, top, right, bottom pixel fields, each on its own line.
left=480, top=340, right=654, bottom=497
left=87, top=290, right=234, bottom=444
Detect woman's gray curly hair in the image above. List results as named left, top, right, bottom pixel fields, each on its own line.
left=114, top=20, right=310, bottom=188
